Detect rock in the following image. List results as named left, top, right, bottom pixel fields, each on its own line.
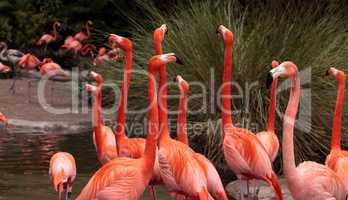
left=226, top=178, right=293, bottom=200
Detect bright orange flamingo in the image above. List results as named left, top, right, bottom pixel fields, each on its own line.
left=154, top=25, right=211, bottom=200
left=0, top=62, right=11, bottom=73
left=40, top=58, right=69, bottom=77
left=86, top=71, right=117, bottom=164
left=75, top=54, right=175, bottom=200
left=34, top=22, right=61, bottom=52
left=267, top=62, right=346, bottom=199
left=256, top=60, right=280, bottom=162
left=74, top=20, right=93, bottom=42
left=109, top=34, right=161, bottom=199
left=217, top=25, right=282, bottom=200
left=49, top=152, right=76, bottom=200
left=176, top=75, right=228, bottom=200
left=325, top=67, right=348, bottom=193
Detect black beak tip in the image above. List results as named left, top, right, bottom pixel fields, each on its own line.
left=266, top=72, right=273, bottom=89
left=173, top=77, right=177, bottom=82
left=176, top=58, right=184, bottom=65
left=216, top=27, right=219, bottom=34
left=325, top=69, right=330, bottom=76
left=165, top=28, right=169, bottom=35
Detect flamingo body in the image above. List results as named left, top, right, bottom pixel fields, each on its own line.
left=256, top=130, right=279, bottom=162
left=40, top=62, right=68, bottom=77
left=0, top=63, right=11, bottom=73
left=49, top=152, right=76, bottom=199
left=326, top=150, right=348, bottom=192
left=17, top=53, right=42, bottom=70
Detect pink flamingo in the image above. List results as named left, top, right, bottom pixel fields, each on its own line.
left=256, top=60, right=280, bottom=162
left=93, top=47, right=122, bottom=66
left=217, top=25, right=282, bottom=200
left=75, top=54, right=173, bottom=200
left=325, top=67, right=348, bottom=193
left=267, top=62, right=346, bottom=199
left=61, top=36, right=95, bottom=56
left=74, top=20, right=93, bottom=42
left=49, top=152, right=76, bottom=200
left=40, top=58, right=69, bottom=77
left=176, top=75, right=228, bottom=200
left=85, top=71, right=117, bottom=164
left=0, top=62, right=11, bottom=73
left=34, top=22, right=61, bottom=52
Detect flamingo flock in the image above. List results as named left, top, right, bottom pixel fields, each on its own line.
left=0, top=21, right=347, bottom=200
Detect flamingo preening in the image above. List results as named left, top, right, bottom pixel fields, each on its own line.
left=256, top=60, right=280, bottom=162
left=49, top=152, right=76, bottom=200
left=76, top=54, right=179, bottom=200
left=74, top=20, right=93, bottom=42
left=176, top=75, right=228, bottom=200
left=267, top=62, right=346, bottom=199
left=34, top=22, right=61, bottom=53
left=325, top=67, right=348, bottom=193
left=85, top=71, right=117, bottom=164
left=217, top=25, right=282, bottom=200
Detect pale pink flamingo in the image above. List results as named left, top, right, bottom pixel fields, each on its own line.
left=256, top=60, right=280, bottom=162
left=267, top=62, right=346, bottom=199
left=49, top=152, right=76, bottom=200
left=34, top=22, right=61, bottom=52
left=176, top=75, right=228, bottom=200
left=86, top=71, right=117, bottom=164
left=325, top=67, right=348, bottom=193
left=75, top=53, right=171, bottom=200
left=108, top=34, right=161, bottom=199
left=74, top=20, right=93, bottom=42
left=217, top=25, right=282, bottom=200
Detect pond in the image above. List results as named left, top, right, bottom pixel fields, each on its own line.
left=0, top=129, right=171, bottom=199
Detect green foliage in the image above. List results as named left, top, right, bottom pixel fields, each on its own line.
left=118, top=0, right=348, bottom=169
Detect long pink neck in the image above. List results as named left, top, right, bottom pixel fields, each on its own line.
left=177, top=89, right=188, bottom=145
left=331, top=75, right=345, bottom=150
left=86, top=23, right=91, bottom=37
left=267, top=78, right=278, bottom=131
left=283, top=73, right=300, bottom=181
left=115, top=50, right=132, bottom=141
left=221, top=43, right=233, bottom=126
left=53, top=23, right=58, bottom=40
left=144, top=65, right=159, bottom=172
left=155, top=40, right=170, bottom=141
left=94, top=83, right=104, bottom=158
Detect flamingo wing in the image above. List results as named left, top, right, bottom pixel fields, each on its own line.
left=118, top=138, right=146, bottom=158
left=77, top=158, right=146, bottom=200
left=297, top=161, right=346, bottom=200
left=223, top=127, right=273, bottom=178
left=256, top=130, right=279, bottom=162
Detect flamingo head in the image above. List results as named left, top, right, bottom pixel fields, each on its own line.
left=326, top=67, right=346, bottom=82
left=89, top=71, right=103, bottom=85
left=216, top=25, right=233, bottom=46
left=271, top=60, right=280, bottom=68
left=154, top=24, right=168, bottom=44
left=85, top=83, right=98, bottom=96
left=176, top=75, right=189, bottom=95
left=0, top=113, right=8, bottom=127
left=108, top=34, right=132, bottom=52
left=86, top=20, right=93, bottom=26
left=148, top=53, right=183, bottom=71
left=54, top=22, right=61, bottom=30
left=267, top=61, right=298, bottom=88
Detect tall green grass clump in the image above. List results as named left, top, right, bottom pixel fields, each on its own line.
left=111, top=0, right=348, bottom=171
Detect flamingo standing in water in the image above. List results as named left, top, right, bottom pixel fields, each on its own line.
left=217, top=25, right=282, bottom=200
left=108, top=34, right=161, bottom=198
left=325, top=67, right=348, bottom=193
left=76, top=54, right=175, bottom=200
left=34, top=22, right=61, bottom=53
left=176, top=75, right=228, bottom=200
left=256, top=60, right=280, bottom=162
left=85, top=71, right=117, bottom=164
left=74, top=20, right=93, bottom=42
left=49, top=152, right=76, bottom=200
left=267, top=62, right=346, bottom=199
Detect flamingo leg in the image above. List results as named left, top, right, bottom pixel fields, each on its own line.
left=148, top=186, right=157, bottom=200
left=9, top=67, right=20, bottom=94
left=239, top=180, right=245, bottom=200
